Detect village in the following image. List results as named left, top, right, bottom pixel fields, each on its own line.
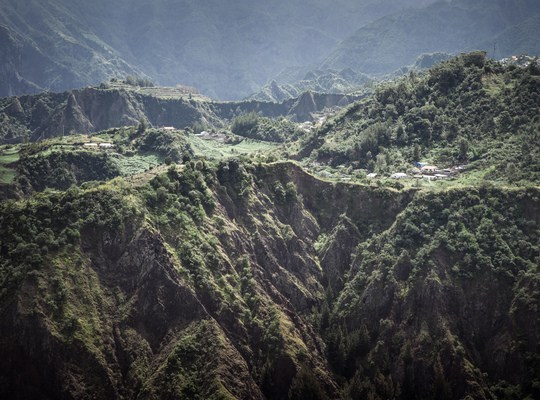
left=376, top=162, right=466, bottom=181
left=73, top=120, right=471, bottom=188
left=307, top=159, right=468, bottom=186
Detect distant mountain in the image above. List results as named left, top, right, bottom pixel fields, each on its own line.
left=322, top=0, right=540, bottom=74
left=477, top=13, right=540, bottom=59
left=0, top=0, right=438, bottom=100
left=249, top=53, right=453, bottom=103
left=247, top=69, right=373, bottom=102
left=0, top=0, right=142, bottom=96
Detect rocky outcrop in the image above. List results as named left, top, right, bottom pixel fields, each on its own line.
left=286, top=91, right=361, bottom=122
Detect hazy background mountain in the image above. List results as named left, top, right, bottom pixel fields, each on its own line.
left=247, top=69, right=373, bottom=102
left=0, top=0, right=436, bottom=99
left=475, top=13, right=540, bottom=58
left=322, top=0, right=540, bottom=74
left=0, top=0, right=538, bottom=100
left=248, top=52, right=453, bottom=103
left=0, top=0, right=142, bottom=97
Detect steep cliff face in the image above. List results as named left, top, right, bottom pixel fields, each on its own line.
left=0, top=86, right=362, bottom=143
left=0, top=162, right=347, bottom=399
left=0, top=162, right=538, bottom=399
left=326, top=188, right=540, bottom=399
left=0, top=88, right=208, bottom=143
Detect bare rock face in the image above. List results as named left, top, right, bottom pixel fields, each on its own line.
left=64, top=93, right=94, bottom=134
left=0, top=85, right=363, bottom=144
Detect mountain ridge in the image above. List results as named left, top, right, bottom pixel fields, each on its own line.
left=0, top=84, right=361, bottom=144
left=0, top=0, right=439, bottom=99
left=321, top=0, right=540, bottom=74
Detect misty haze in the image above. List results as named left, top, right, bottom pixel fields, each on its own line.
left=0, top=1, right=539, bottom=399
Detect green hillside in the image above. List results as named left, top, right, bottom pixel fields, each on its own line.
left=0, top=52, right=539, bottom=400
left=1, top=159, right=538, bottom=399
left=301, top=52, right=540, bottom=184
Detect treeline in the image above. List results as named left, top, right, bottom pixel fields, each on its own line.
left=0, top=185, right=142, bottom=294
left=113, top=75, right=155, bottom=87
left=136, top=128, right=194, bottom=162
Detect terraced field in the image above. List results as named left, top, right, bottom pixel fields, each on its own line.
left=187, top=135, right=280, bottom=160
left=0, top=146, right=19, bottom=184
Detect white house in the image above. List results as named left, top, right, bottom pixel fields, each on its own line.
left=390, top=173, right=408, bottom=179
left=421, top=165, right=437, bottom=173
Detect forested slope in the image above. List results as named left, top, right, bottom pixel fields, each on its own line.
left=302, top=52, right=540, bottom=183
left=1, top=161, right=538, bottom=399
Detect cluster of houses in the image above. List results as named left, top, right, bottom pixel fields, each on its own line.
left=195, top=130, right=227, bottom=143
left=499, top=55, right=539, bottom=69
left=368, top=162, right=465, bottom=181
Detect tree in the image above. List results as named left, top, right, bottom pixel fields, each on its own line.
left=413, top=144, right=421, bottom=162
left=137, top=118, right=147, bottom=134
left=506, top=162, right=517, bottom=181
left=288, top=366, right=329, bottom=400
left=231, top=112, right=259, bottom=136
left=458, top=138, right=469, bottom=161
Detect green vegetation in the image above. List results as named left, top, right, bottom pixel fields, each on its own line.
left=135, top=128, right=193, bottom=162
left=0, top=53, right=538, bottom=400
left=114, top=153, right=163, bottom=177
left=0, top=183, right=143, bottom=294
left=122, top=75, right=154, bottom=88
left=323, top=187, right=540, bottom=399
left=0, top=155, right=538, bottom=399
left=0, top=145, right=19, bottom=184
left=303, top=52, right=540, bottom=183
left=188, top=134, right=280, bottom=161
left=16, top=149, right=121, bottom=192
left=0, top=127, right=197, bottom=194
left=231, top=112, right=302, bottom=143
